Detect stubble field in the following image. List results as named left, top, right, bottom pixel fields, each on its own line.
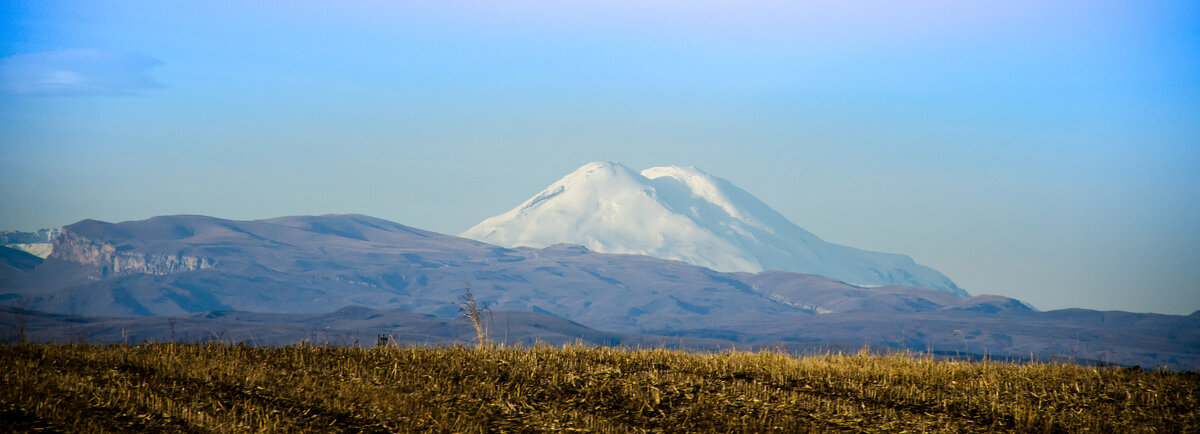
left=1, top=343, right=1196, bottom=432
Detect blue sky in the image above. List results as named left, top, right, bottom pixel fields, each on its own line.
left=1, top=0, right=1198, bottom=314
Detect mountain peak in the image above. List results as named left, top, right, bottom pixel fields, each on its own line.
left=463, top=162, right=967, bottom=296
left=546, top=161, right=643, bottom=190
left=577, top=160, right=632, bottom=172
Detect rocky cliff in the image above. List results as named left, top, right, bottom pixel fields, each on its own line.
left=51, top=228, right=216, bottom=277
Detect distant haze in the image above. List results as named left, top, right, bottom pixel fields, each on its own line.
left=0, top=1, right=1197, bottom=315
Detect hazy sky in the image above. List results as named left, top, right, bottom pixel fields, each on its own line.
left=2, top=1, right=1198, bottom=315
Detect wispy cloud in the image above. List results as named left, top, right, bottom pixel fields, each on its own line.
left=0, top=49, right=163, bottom=96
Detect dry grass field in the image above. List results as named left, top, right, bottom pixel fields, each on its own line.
left=1, top=342, right=1196, bottom=432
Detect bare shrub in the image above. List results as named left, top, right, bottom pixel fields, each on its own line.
left=456, top=287, right=492, bottom=348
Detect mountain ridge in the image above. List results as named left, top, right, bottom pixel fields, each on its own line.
left=8, top=214, right=1005, bottom=325
left=0, top=213, right=1196, bottom=369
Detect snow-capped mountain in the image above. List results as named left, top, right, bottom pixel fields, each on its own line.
left=462, top=161, right=968, bottom=296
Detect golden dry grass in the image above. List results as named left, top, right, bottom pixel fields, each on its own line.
left=1, top=342, right=1196, bottom=432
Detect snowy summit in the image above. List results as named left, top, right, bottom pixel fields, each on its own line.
left=462, top=161, right=968, bottom=296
